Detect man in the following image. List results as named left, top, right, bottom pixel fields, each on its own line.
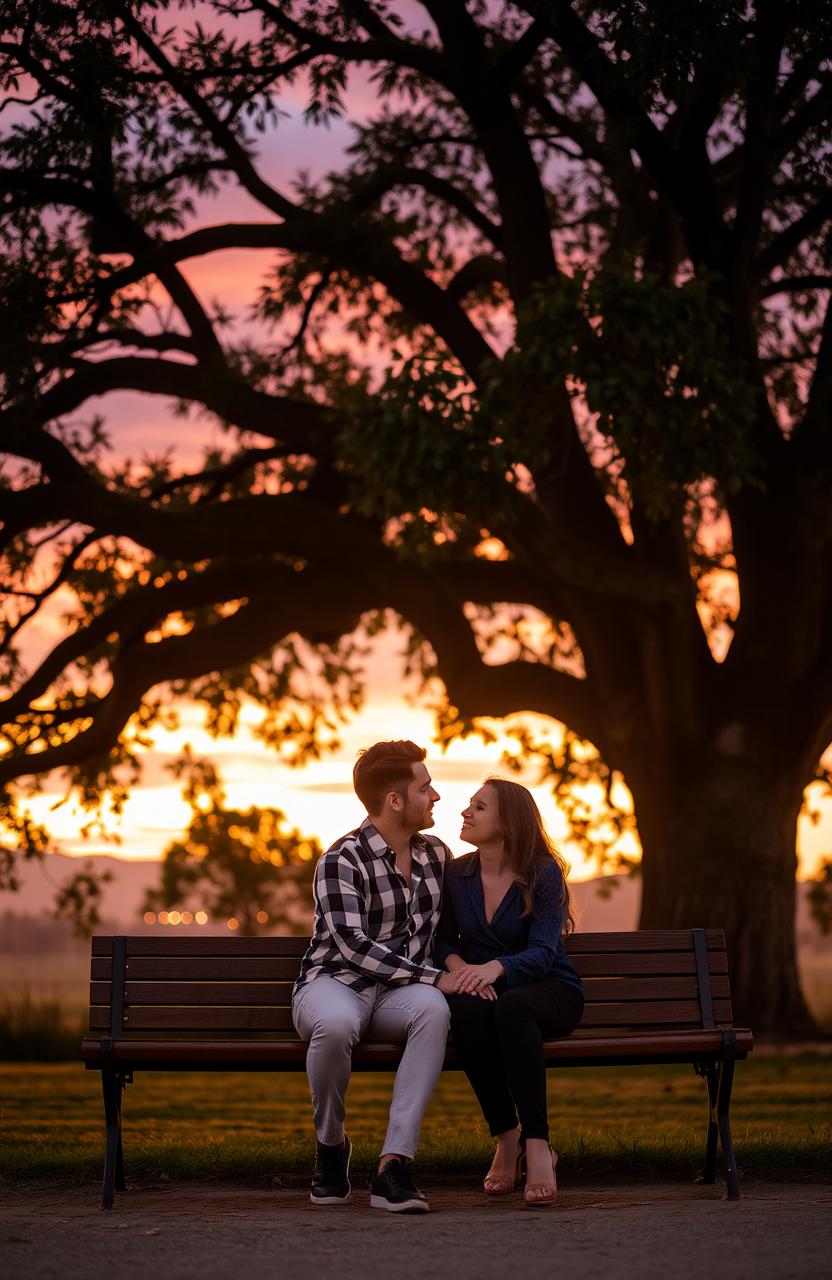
left=292, top=740, right=460, bottom=1213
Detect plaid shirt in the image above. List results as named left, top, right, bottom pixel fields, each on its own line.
left=293, top=818, right=450, bottom=993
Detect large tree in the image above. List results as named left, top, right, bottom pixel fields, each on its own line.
left=1, top=2, right=830, bottom=1034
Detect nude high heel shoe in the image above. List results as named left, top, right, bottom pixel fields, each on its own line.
left=483, top=1132, right=524, bottom=1195
left=522, top=1147, right=557, bottom=1207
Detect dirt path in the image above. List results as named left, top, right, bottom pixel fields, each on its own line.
left=1, top=1180, right=829, bottom=1280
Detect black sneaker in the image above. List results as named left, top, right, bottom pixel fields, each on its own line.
left=310, top=1135, right=352, bottom=1205
left=370, top=1158, right=429, bottom=1213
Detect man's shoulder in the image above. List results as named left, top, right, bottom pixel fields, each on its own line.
left=319, top=829, right=365, bottom=867
left=421, top=832, right=453, bottom=862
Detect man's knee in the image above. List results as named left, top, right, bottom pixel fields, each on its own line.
left=307, top=1013, right=362, bottom=1048
left=410, top=985, right=452, bottom=1033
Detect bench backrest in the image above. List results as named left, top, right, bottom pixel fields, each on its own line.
left=89, top=929, right=733, bottom=1039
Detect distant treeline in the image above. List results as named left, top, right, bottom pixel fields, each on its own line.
left=0, top=911, right=92, bottom=954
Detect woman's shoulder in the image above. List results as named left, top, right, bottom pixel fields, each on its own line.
left=532, top=856, right=566, bottom=889
left=445, top=851, right=477, bottom=879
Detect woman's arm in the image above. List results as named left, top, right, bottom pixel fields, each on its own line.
left=499, top=862, right=565, bottom=987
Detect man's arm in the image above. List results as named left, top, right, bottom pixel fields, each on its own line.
left=315, top=851, right=443, bottom=986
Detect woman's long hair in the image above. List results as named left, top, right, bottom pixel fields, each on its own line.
left=486, top=776, right=575, bottom=933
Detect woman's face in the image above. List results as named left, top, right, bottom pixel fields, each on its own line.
left=460, top=784, right=502, bottom=847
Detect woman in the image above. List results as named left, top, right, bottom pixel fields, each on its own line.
left=437, top=777, right=583, bottom=1207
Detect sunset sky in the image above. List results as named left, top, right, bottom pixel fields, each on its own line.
left=20, top=609, right=832, bottom=882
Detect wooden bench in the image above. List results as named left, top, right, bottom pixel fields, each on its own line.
left=82, top=928, right=753, bottom=1208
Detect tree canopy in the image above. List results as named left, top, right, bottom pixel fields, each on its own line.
left=1, top=1, right=831, bottom=1031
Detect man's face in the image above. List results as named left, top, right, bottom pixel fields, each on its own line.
left=402, top=762, right=440, bottom=832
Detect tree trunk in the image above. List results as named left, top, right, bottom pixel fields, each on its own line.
left=630, top=757, right=817, bottom=1039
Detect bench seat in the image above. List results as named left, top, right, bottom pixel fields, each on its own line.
left=81, top=1026, right=753, bottom=1070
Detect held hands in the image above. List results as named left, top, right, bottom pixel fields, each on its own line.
left=435, top=969, right=497, bottom=1001
left=446, top=960, right=504, bottom=999
left=454, top=960, right=504, bottom=993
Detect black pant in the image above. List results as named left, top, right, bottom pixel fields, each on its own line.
left=446, top=980, right=584, bottom=1142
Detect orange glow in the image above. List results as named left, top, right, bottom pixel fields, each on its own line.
left=474, top=535, right=509, bottom=560
left=195, top=910, right=208, bottom=925
left=256, top=910, right=269, bottom=924
left=143, top=911, right=156, bottom=924
left=227, top=917, right=239, bottom=931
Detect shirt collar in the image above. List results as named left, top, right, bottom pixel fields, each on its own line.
left=359, top=817, right=430, bottom=862
left=460, top=852, right=480, bottom=877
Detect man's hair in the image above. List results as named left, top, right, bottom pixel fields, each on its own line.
left=353, top=740, right=426, bottom=815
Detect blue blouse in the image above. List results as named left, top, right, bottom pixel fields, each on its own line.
left=435, top=852, right=583, bottom=994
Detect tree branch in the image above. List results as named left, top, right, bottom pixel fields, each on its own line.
left=0, top=565, right=367, bottom=785
left=343, top=164, right=503, bottom=248
left=1, top=559, right=299, bottom=720
left=90, top=222, right=497, bottom=379
left=446, top=254, right=507, bottom=301
left=756, top=191, right=832, bottom=278
left=8, top=357, right=336, bottom=455
left=760, top=275, right=832, bottom=298
left=522, top=1, right=729, bottom=268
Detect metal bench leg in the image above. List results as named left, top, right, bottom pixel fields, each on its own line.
left=115, top=1074, right=127, bottom=1192
left=716, top=1056, right=740, bottom=1200
left=101, top=1068, right=121, bottom=1209
left=702, top=1063, right=719, bottom=1184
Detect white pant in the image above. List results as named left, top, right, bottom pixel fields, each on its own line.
left=292, top=976, right=450, bottom=1159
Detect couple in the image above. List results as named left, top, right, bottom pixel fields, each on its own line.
left=291, top=739, right=584, bottom=1213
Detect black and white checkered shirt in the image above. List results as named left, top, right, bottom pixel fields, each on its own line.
left=293, top=818, right=450, bottom=993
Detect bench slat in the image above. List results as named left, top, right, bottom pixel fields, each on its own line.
left=89, top=973, right=731, bottom=1010
left=91, top=981, right=296, bottom=1006
left=89, top=1006, right=297, bottom=1031
left=584, top=975, right=730, bottom=1001
left=565, top=930, right=724, bottom=953
left=535, top=998, right=733, bottom=1027
left=88, top=947, right=727, bottom=983
left=574, top=952, right=728, bottom=976
left=92, top=936, right=309, bottom=957
left=88, top=996, right=733, bottom=1032
left=81, top=1026, right=753, bottom=1069
left=91, top=929, right=725, bottom=958
left=90, top=951, right=730, bottom=983
left=91, top=956, right=305, bottom=982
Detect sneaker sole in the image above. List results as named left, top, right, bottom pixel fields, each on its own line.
left=369, top=1195, right=429, bottom=1213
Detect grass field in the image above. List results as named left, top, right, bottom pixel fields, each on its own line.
left=1, top=1055, right=830, bottom=1186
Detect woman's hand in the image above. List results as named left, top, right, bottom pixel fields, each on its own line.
left=453, top=960, right=504, bottom=993
left=436, top=968, right=497, bottom=1000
